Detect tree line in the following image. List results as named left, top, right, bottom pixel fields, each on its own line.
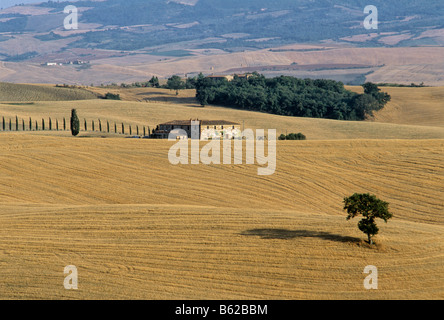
left=1, top=112, right=152, bottom=138
left=195, top=73, right=390, bottom=121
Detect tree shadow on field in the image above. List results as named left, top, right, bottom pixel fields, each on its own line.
left=241, top=228, right=361, bottom=244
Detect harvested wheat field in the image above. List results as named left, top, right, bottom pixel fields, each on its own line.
left=1, top=88, right=444, bottom=141
left=0, top=82, right=98, bottom=102
left=0, top=133, right=442, bottom=299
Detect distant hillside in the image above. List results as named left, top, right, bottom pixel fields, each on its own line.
left=1, top=0, right=444, bottom=55
left=0, top=82, right=98, bottom=101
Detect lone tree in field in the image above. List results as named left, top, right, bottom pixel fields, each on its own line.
left=70, top=109, right=80, bottom=136
left=343, top=193, right=392, bottom=245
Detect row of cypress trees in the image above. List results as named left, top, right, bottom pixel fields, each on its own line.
left=70, top=109, right=150, bottom=136
left=1, top=116, right=67, bottom=131
left=0, top=110, right=150, bottom=137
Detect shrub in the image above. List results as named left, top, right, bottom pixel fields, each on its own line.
left=103, top=92, right=121, bottom=100
left=279, top=133, right=306, bottom=140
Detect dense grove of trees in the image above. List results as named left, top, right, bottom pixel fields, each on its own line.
left=195, top=73, right=390, bottom=121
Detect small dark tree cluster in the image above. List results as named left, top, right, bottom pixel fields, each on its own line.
left=103, top=92, right=121, bottom=100
left=278, top=133, right=306, bottom=140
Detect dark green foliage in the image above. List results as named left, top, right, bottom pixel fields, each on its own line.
left=35, top=120, right=38, bottom=131
left=49, top=117, right=52, bottom=130
left=9, top=118, right=11, bottom=131
left=122, top=123, right=125, bottom=134
left=42, top=118, right=45, bottom=131
left=29, top=117, right=32, bottom=131
left=103, top=92, right=121, bottom=100
left=278, top=132, right=306, bottom=140
left=63, top=118, right=66, bottom=131
left=2, top=117, right=5, bottom=131
left=70, top=109, right=80, bottom=136
left=195, top=74, right=390, bottom=120
left=84, top=119, right=87, bottom=131
left=148, top=76, right=160, bottom=88
left=56, top=119, right=59, bottom=131
left=92, top=120, right=95, bottom=131
left=343, top=193, right=392, bottom=245
left=167, top=75, right=185, bottom=95
left=114, top=122, right=117, bottom=133
left=107, top=121, right=110, bottom=133
left=22, top=119, right=25, bottom=131
left=362, top=82, right=391, bottom=113
left=15, top=116, right=18, bottom=131
left=99, top=119, right=102, bottom=132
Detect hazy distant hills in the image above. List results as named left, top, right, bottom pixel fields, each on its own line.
left=0, top=0, right=443, bottom=85
left=1, top=0, right=444, bottom=54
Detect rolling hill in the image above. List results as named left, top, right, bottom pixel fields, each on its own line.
left=0, top=82, right=98, bottom=101
left=0, top=135, right=442, bottom=299
left=1, top=1, right=444, bottom=85
left=0, top=83, right=442, bottom=299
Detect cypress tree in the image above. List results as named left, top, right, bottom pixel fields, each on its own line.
left=22, top=119, right=25, bottom=131
left=70, top=109, right=80, bottom=136
left=2, top=116, right=5, bottom=131
left=84, top=119, right=87, bottom=131
left=63, top=117, right=66, bottom=131
left=92, top=120, right=95, bottom=132
left=122, top=123, right=124, bottom=134
left=107, top=121, right=110, bottom=133
left=99, top=119, right=102, bottom=132
left=143, top=126, right=146, bottom=137
left=15, top=116, right=18, bottom=131
left=42, top=118, right=45, bottom=131
left=9, top=118, right=11, bottom=131
left=49, top=117, right=52, bottom=131
left=129, top=125, right=132, bottom=136
left=136, top=126, right=139, bottom=136
left=29, top=117, right=32, bottom=131
left=56, top=119, right=59, bottom=131
left=35, top=120, right=38, bottom=131
left=114, top=122, right=117, bottom=133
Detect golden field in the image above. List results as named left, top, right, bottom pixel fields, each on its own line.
left=0, top=85, right=443, bottom=299
left=0, top=135, right=442, bottom=299
left=1, top=86, right=444, bottom=140
left=0, top=82, right=98, bottom=102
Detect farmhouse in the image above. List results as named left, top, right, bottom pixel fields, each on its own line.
left=205, top=73, right=254, bottom=82
left=206, top=75, right=234, bottom=82
left=153, top=119, right=241, bottom=140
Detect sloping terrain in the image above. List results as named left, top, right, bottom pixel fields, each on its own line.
left=1, top=86, right=443, bottom=140
left=0, top=82, right=98, bottom=101
left=0, top=135, right=442, bottom=299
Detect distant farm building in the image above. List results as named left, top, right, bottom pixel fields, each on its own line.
left=153, top=119, right=241, bottom=140
left=206, top=73, right=254, bottom=82
left=206, top=75, right=234, bottom=82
